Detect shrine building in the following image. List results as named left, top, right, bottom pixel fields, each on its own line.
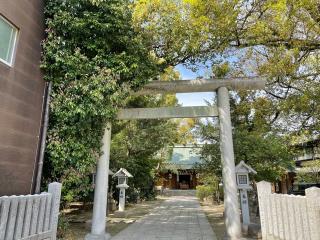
left=156, top=145, right=202, bottom=190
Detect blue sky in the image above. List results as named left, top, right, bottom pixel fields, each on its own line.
left=175, top=64, right=214, bottom=106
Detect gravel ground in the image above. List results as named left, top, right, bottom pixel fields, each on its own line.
left=61, top=198, right=164, bottom=240
left=111, top=196, right=217, bottom=240
left=200, top=202, right=225, bottom=240
left=200, top=201, right=259, bottom=240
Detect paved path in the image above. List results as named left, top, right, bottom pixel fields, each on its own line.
left=111, top=196, right=217, bottom=240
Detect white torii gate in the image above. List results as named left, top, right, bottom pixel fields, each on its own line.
left=85, top=77, right=266, bottom=240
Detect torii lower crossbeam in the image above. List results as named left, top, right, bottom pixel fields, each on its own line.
left=117, top=106, right=218, bottom=119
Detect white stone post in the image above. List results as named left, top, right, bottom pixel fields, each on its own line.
left=305, top=187, right=320, bottom=240
left=217, top=87, right=241, bottom=239
left=86, top=123, right=112, bottom=240
left=239, top=189, right=250, bottom=225
left=256, top=181, right=272, bottom=240
left=48, top=182, right=62, bottom=240
left=118, top=188, right=126, bottom=212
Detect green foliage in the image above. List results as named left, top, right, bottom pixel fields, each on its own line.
left=196, top=173, right=222, bottom=202
left=42, top=0, right=162, bottom=202
left=212, top=62, right=230, bottom=78
left=133, top=0, right=320, bottom=136
left=110, top=95, right=180, bottom=201
left=134, top=0, right=320, bottom=63
left=234, top=130, right=293, bottom=181
left=196, top=185, right=215, bottom=201
left=196, top=92, right=294, bottom=182
left=198, top=128, right=293, bottom=182
left=57, top=213, right=70, bottom=240
left=41, top=0, right=319, bottom=202
left=296, top=160, right=320, bottom=184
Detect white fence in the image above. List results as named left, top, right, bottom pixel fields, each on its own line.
left=0, top=182, right=61, bottom=240
left=257, top=181, right=320, bottom=240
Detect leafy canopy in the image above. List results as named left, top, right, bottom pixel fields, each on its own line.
left=42, top=0, right=164, bottom=202
left=195, top=64, right=294, bottom=183
left=296, top=160, right=320, bottom=184
left=133, top=0, right=320, bottom=135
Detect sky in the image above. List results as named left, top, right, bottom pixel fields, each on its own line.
left=175, top=64, right=215, bottom=106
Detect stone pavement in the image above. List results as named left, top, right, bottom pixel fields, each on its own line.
left=111, top=196, right=217, bottom=240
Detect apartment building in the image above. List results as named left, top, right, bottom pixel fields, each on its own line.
left=0, top=1, right=46, bottom=195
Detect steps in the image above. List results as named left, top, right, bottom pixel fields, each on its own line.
left=162, top=189, right=196, bottom=197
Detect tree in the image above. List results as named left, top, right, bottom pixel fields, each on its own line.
left=133, top=0, right=320, bottom=136
left=133, top=0, right=320, bottom=62
left=175, top=118, right=197, bottom=145
left=193, top=62, right=293, bottom=182
left=133, top=1, right=320, bottom=185
left=110, top=66, right=198, bottom=201
left=296, top=160, right=320, bottom=184
left=110, top=91, right=181, bottom=201
left=196, top=120, right=294, bottom=183
left=42, top=0, right=164, bottom=202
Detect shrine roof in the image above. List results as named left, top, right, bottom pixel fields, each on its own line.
left=166, top=145, right=202, bottom=169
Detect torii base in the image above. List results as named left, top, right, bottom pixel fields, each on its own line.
left=114, top=210, right=128, bottom=218
left=85, top=233, right=111, bottom=240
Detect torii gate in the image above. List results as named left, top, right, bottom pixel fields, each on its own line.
left=85, top=77, right=266, bottom=240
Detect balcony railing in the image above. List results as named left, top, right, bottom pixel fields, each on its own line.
left=295, top=153, right=320, bottom=161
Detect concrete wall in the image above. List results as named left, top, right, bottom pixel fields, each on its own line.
left=257, top=181, right=320, bottom=240
left=0, top=1, right=45, bottom=195
left=0, top=182, right=61, bottom=239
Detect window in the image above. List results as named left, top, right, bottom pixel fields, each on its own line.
left=238, top=174, right=248, bottom=185
left=0, top=16, right=18, bottom=66
left=118, top=176, right=126, bottom=185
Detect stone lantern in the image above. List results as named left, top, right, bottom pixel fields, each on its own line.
left=113, top=168, right=133, bottom=216
left=235, top=161, right=257, bottom=227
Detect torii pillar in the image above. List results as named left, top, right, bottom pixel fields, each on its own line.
left=217, top=87, right=241, bottom=238
left=86, top=77, right=265, bottom=240
left=85, top=123, right=112, bottom=240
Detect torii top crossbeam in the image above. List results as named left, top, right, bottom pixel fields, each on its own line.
left=137, top=76, right=266, bottom=94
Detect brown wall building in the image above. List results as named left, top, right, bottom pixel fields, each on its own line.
left=0, top=1, right=45, bottom=195
left=277, top=139, right=320, bottom=195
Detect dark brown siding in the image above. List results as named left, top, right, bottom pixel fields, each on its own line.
left=0, top=1, right=45, bottom=195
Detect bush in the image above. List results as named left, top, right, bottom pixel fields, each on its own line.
left=125, top=187, right=141, bottom=203
left=57, top=213, right=70, bottom=240
left=196, top=184, right=223, bottom=203
left=196, top=185, right=215, bottom=201
left=42, top=0, right=161, bottom=204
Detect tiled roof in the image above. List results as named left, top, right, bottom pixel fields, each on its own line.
left=166, top=145, right=202, bottom=169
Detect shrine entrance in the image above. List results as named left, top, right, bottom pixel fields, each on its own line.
left=178, top=174, right=191, bottom=189
left=85, top=77, right=265, bottom=240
